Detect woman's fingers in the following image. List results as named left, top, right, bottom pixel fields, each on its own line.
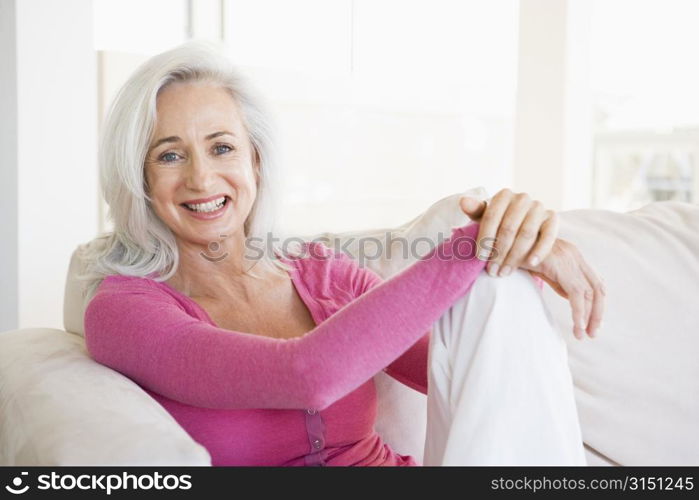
left=487, top=193, right=533, bottom=276
left=498, top=201, right=549, bottom=274
left=562, top=246, right=605, bottom=339
left=561, top=265, right=601, bottom=340
left=564, top=280, right=588, bottom=340
left=527, top=238, right=603, bottom=340
left=541, top=240, right=590, bottom=340
left=524, top=210, right=559, bottom=266
left=579, top=258, right=606, bottom=337
left=459, top=196, right=487, bottom=220
left=475, top=189, right=513, bottom=263
left=473, top=189, right=557, bottom=278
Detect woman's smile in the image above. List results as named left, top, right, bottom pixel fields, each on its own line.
left=180, top=195, right=232, bottom=221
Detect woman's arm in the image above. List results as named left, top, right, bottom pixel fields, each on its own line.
left=343, top=252, right=430, bottom=395
left=84, top=222, right=485, bottom=411
left=382, top=332, right=430, bottom=395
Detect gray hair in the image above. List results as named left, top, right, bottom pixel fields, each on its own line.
left=79, top=39, right=298, bottom=302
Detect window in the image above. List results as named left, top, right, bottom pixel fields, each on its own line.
left=590, top=0, right=699, bottom=210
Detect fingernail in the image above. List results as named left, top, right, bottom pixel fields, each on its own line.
left=577, top=316, right=587, bottom=330
left=477, top=249, right=490, bottom=261
left=488, top=263, right=499, bottom=276
left=499, top=265, right=511, bottom=277
left=529, top=256, right=540, bottom=266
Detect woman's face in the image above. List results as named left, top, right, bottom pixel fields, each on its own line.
left=144, top=81, right=258, bottom=247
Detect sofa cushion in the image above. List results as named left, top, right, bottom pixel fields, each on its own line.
left=0, top=328, right=211, bottom=466
left=539, top=201, right=699, bottom=465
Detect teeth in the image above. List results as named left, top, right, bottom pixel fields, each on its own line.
left=184, top=196, right=226, bottom=213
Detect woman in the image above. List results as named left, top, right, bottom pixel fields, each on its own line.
left=81, top=40, right=605, bottom=466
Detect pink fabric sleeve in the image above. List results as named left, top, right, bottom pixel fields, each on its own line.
left=345, top=261, right=546, bottom=396
left=84, top=222, right=486, bottom=411
left=340, top=254, right=431, bottom=395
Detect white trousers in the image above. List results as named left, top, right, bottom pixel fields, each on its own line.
left=423, top=269, right=587, bottom=466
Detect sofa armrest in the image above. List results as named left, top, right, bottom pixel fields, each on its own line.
left=0, top=328, right=211, bottom=466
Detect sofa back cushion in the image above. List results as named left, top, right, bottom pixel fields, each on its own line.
left=540, top=201, right=699, bottom=465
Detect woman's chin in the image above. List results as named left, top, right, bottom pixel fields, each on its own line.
left=184, top=223, right=237, bottom=242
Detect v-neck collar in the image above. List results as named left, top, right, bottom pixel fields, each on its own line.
left=155, top=255, right=323, bottom=330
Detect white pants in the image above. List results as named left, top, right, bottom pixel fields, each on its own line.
left=423, top=269, right=587, bottom=466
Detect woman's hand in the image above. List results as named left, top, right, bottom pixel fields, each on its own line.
left=459, top=188, right=559, bottom=277
left=459, top=188, right=604, bottom=339
left=522, top=239, right=606, bottom=340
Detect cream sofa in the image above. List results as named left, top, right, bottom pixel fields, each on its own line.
left=1, top=189, right=698, bottom=466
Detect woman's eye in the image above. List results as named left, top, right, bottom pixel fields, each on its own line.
left=214, top=144, right=233, bottom=155
left=159, top=152, right=181, bottom=163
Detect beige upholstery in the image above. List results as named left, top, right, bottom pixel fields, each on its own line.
left=541, top=201, right=699, bottom=465
left=0, top=327, right=211, bottom=466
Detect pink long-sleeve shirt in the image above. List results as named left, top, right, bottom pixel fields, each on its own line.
left=84, top=222, right=487, bottom=466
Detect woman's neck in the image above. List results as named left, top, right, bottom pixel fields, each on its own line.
left=167, top=233, right=274, bottom=300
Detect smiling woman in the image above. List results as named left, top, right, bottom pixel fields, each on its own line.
left=142, top=82, right=261, bottom=281
left=80, top=40, right=291, bottom=303
left=79, top=39, right=599, bottom=466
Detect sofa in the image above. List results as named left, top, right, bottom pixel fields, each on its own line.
left=1, top=188, right=697, bottom=466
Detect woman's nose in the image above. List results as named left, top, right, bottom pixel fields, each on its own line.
left=184, top=152, right=215, bottom=191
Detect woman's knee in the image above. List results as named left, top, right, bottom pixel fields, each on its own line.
left=466, top=269, right=557, bottom=340
left=469, top=268, right=542, bottom=304
left=436, top=269, right=541, bottom=343
left=435, top=269, right=555, bottom=352
left=465, top=269, right=567, bottom=354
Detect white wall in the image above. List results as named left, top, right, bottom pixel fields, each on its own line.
left=513, top=0, right=593, bottom=211
left=0, top=0, right=19, bottom=333
left=0, top=0, right=98, bottom=331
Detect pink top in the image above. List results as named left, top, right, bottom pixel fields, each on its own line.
left=84, top=222, right=487, bottom=466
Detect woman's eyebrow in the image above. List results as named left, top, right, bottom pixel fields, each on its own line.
left=205, top=130, right=235, bottom=140
left=148, top=131, right=235, bottom=151
left=149, top=136, right=180, bottom=151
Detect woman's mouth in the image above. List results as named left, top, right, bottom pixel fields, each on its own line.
left=180, top=196, right=230, bottom=220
